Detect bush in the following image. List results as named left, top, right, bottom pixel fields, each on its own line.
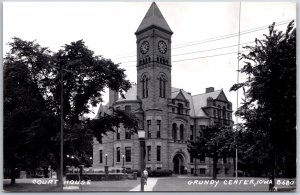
left=126, top=169, right=141, bottom=177
left=148, top=169, right=173, bottom=177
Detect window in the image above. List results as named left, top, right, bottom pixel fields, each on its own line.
left=218, top=105, right=221, bottom=118
left=116, top=106, right=120, bottom=110
left=172, top=123, right=177, bottom=140
left=147, top=120, right=151, bottom=138
left=227, top=104, right=230, bottom=109
left=147, top=146, right=151, bottom=161
left=156, top=120, right=161, bottom=138
left=117, top=147, right=120, bottom=162
left=178, top=103, right=183, bottom=114
left=172, top=108, right=175, bottom=113
left=213, top=101, right=216, bottom=106
left=157, top=146, right=161, bottom=161
left=142, top=75, right=148, bottom=98
left=99, top=150, right=103, bottom=163
left=223, top=156, right=227, bottom=164
left=200, top=168, right=206, bottom=174
left=223, top=106, right=226, bottom=119
left=157, top=167, right=162, bottom=170
left=125, top=128, right=131, bottom=139
left=125, top=105, right=131, bottom=113
left=214, top=110, right=217, bottom=118
left=116, top=127, right=120, bottom=140
left=172, top=99, right=175, bottom=104
left=159, top=75, right=166, bottom=98
left=228, top=113, right=231, bottom=120
left=216, top=168, right=220, bottom=174
left=199, top=155, right=205, bottom=162
left=225, top=168, right=229, bottom=174
left=180, top=124, right=184, bottom=140
left=190, top=125, right=194, bottom=140
left=125, top=147, right=131, bottom=162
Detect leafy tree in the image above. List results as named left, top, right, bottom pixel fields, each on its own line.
left=187, top=126, right=235, bottom=179
left=4, top=38, right=138, bottom=185
left=230, top=21, right=296, bottom=186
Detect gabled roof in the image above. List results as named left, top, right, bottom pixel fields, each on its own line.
left=171, top=87, right=196, bottom=117
left=192, top=90, right=222, bottom=117
left=136, top=2, right=173, bottom=34
left=97, top=85, right=227, bottom=119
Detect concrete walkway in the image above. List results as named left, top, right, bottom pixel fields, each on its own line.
left=130, top=178, right=158, bottom=191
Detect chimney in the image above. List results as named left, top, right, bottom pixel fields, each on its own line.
left=205, top=87, right=214, bottom=93
left=109, top=89, right=118, bottom=107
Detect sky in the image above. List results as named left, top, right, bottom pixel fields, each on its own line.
left=3, top=1, right=296, bottom=119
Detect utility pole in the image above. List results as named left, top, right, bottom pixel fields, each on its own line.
left=235, top=0, right=242, bottom=179
left=60, top=64, right=64, bottom=189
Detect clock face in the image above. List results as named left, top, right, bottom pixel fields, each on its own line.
left=158, top=40, right=167, bottom=54
left=140, top=41, right=150, bottom=54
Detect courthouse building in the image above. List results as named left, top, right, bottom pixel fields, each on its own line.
left=93, top=2, right=234, bottom=176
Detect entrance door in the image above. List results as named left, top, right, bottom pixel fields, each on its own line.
left=173, top=154, right=185, bottom=174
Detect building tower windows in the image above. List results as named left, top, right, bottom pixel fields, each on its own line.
left=172, top=123, right=177, bottom=140
left=156, top=120, right=161, bottom=138
left=159, top=75, right=166, bottom=98
left=99, top=150, right=103, bottom=163
left=157, top=146, right=161, bottom=161
left=180, top=124, right=184, bottom=140
left=147, top=120, right=151, bottom=138
left=142, top=75, right=148, bottom=98
left=147, top=146, right=151, bottom=161
left=117, top=147, right=120, bottom=162
left=222, top=106, right=226, bottom=119
left=178, top=103, right=183, bottom=114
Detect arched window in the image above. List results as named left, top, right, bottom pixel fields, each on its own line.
left=180, top=124, right=184, bottom=140
left=172, top=123, right=177, bottom=140
left=142, top=75, right=148, bottom=98
left=222, top=106, right=226, bottom=119
left=218, top=105, right=221, bottom=118
left=178, top=103, right=183, bottom=114
left=227, top=104, right=231, bottom=110
left=159, top=75, right=166, bottom=98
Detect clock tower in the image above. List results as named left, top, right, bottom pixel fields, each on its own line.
left=135, top=2, right=173, bottom=110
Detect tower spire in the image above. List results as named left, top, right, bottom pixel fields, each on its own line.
left=135, top=2, right=173, bottom=35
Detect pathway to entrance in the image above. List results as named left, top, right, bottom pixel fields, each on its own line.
left=130, top=177, right=158, bottom=191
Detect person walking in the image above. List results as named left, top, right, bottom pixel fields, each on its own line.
left=143, top=169, right=148, bottom=185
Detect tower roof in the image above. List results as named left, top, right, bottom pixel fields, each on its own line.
left=136, top=2, right=173, bottom=34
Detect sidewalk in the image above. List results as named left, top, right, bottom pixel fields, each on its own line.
left=130, top=177, right=158, bottom=191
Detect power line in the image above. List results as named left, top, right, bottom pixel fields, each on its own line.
left=172, top=19, right=292, bottom=49
left=172, top=41, right=254, bottom=57
left=118, top=41, right=253, bottom=64
left=172, top=50, right=249, bottom=63
left=111, top=19, right=293, bottom=59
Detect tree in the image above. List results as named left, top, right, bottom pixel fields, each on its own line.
left=187, top=126, right=235, bottom=179
left=4, top=38, right=138, bottom=185
left=230, top=21, right=296, bottom=187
